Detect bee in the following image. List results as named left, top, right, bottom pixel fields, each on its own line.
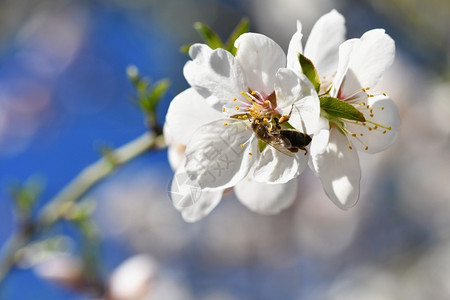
left=251, top=106, right=311, bottom=156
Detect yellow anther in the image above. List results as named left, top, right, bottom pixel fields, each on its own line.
left=245, top=126, right=249, bottom=130
left=235, top=106, right=240, bottom=110
left=222, top=107, right=226, bottom=112
left=349, top=146, right=353, bottom=150
left=352, top=133, right=357, bottom=137
left=365, top=146, right=369, bottom=151
left=381, top=107, right=385, bottom=110
left=383, top=130, right=387, bottom=134
left=382, top=93, right=386, bottom=96
left=223, top=122, right=228, bottom=126
left=233, top=98, right=237, bottom=102
left=249, top=152, right=253, bottom=156
left=240, top=144, right=244, bottom=148
left=370, top=114, right=374, bottom=118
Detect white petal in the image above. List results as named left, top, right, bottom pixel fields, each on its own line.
left=311, top=129, right=361, bottom=209
left=309, top=117, right=330, bottom=158
left=180, top=188, right=223, bottom=222
left=286, top=20, right=303, bottom=73
left=340, top=29, right=395, bottom=97
left=274, top=68, right=320, bottom=135
left=184, top=119, right=258, bottom=190
left=304, top=9, right=346, bottom=78
left=235, top=33, right=286, bottom=96
left=184, top=44, right=247, bottom=110
left=165, top=88, right=223, bottom=145
left=169, top=163, right=223, bottom=222
left=251, top=146, right=308, bottom=184
left=235, top=177, right=298, bottom=215
left=346, top=94, right=400, bottom=153
left=332, top=38, right=357, bottom=97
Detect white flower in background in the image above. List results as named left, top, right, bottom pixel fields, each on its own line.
left=165, top=32, right=320, bottom=222
left=288, top=10, right=400, bottom=208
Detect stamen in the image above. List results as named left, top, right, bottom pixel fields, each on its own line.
left=366, top=120, right=391, bottom=130
left=222, top=107, right=226, bottom=112
left=223, top=122, right=228, bottom=126
left=235, top=106, right=240, bottom=110
left=249, top=152, right=253, bottom=156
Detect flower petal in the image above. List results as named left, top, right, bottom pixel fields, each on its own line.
left=311, top=129, right=361, bottom=209
left=184, top=119, right=258, bottom=190
left=309, top=116, right=330, bottom=158
left=235, top=177, right=298, bottom=215
left=235, top=33, right=286, bottom=96
left=251, top=146, right=308, bottom=184
left=304, top=9, right=346, bottom=79
left=274, top=68, right=320, bottom=135
left=184, top=44, right=247, bottom=111
left=332, top=38, right=357, bottom=97
left=346, top=94, right=400, bottom=153
left=339, top=29, right=395, bottom=97
left=165, top=88, right=223, bottom=145
left=286, top=20, right=303, bottom=73
left=169, top=163, right=223, bottom=222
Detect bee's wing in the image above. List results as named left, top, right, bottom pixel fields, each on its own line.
left=265, top=136, right=296, bottom=157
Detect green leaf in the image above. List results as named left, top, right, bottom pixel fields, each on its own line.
left=320, top=96, right=366, bottom=122
left=225, top=17, right=250, bottom=55
left=194, top=22, right=224, bottom=50
left=258, top=140, right=267, bottom=152
left=9, top=176, right=44, bottom=217
left=298, top=53, right=320, bottom=93
left=145, top=79, right=171, bottom=113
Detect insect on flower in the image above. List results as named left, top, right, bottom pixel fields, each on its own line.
left=247, top=104, right=312, bottom=156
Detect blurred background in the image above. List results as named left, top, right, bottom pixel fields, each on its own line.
left=0, top=0, right=449, bottom=299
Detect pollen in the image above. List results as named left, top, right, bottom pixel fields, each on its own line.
left=370, top=114, right=374, bottom=118
left=222, top=107, right=226, bottom=112
left=249, top=152, right=253, bottom=156
left=382, top=93, right=386, bottom=96
left=381, top=107, right=385, bottom=110
left=235, top=106, right=240, bottom=110
left=365, top=146, right=369, bottom=151
left=383, top=130, right=387, bottom=134
left=245, top=125, right=249, bottom=130
left=240, top=144, right=244, bottom=148
left=251, top=91, right=257, bottom=95
left=349, top=146, right=353, bottom=150
left=352, top=133, right=357, bottom=137
left=223, top=122, right=228, bottom=126
left=369, top=127, right=372, bottom=131
left=233, top=98, right=237, bottom=102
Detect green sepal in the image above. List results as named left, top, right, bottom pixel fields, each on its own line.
left=320, top=96, right=366, bottom=122
left=180, top=43, right=193, bottom=54
left=298, top=53, right=320, bottom=93
left=225, top=17, right=250, bottom=55
left=258, top=140, right=267, bottom=152
left=193, top=22, right=225, bottom=50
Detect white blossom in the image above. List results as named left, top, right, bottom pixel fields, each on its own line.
left=165, top=33, right=320, bottom=221
left=287, top=10, right=400, bottom=208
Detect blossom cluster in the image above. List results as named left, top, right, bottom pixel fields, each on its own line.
left=165, top=10, right=400, bottom=222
